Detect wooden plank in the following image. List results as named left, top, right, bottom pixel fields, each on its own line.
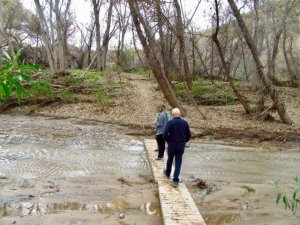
left=144, top=139, right=206, bottom=225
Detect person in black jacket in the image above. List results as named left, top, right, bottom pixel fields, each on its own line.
left=163, top=108, right=191, bottom=188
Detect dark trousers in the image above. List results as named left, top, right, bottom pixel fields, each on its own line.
left=155, top=134, right=165, bottom=158
left=165, top=145, right=184, bottom=182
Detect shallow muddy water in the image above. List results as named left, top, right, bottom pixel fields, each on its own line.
left=0, top=114, right=162, bottom=225
left=0, top=114, right=299, bottom=225
left=182, top=143, right=300, bottom=184
left=182, top=143, right=300, bottom=225
left=0, top=115, right=149, bottom=180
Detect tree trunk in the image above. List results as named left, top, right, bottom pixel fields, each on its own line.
left=282, top=26, right=298, bottom=87
left=54, top=0, right=65, bottom=71
left=155, top=0, right=169, bottom=80
left=92, top=0, right=102, bottom=71
left=213, top=0, right=251, bottom=114
left=0, top=0, right=3, bottom=46
left=173, top=0, right=193, bottom=89
left=34, top=0, right=57, bottom=73
left=227, top=0, right=292, bottom=125
left=100, top=1, right=114, bottom=71
left=128, top=0, right=186, bottom=115
left=266, top=0, right=294, bottom=84
left=131, top=27, right=147, bottom=70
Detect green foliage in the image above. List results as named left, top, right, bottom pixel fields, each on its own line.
left=174, top=78, right=237, bottom=105
left=70, top=69, right=103, bottom=81
left=57, top=90, right=74, bottom=102
left=63, top=76, right=84, bottom=86
left=191, top=77, right=217, bottom=97
left=273, top=177, right=300, bottom=214
left=127, top=70, right=153, bottom=77
left=0, top=49, right=39, bottom=104
left=30, top=79, right=53, bottom=98
left=242, top=185, right=255, bottom=193
left=93, top=90, right=111, bottom=105
left=120, top=48, right=135, bottom=72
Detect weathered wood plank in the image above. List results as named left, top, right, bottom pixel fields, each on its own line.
left=144, top=139, right=206, bottom=225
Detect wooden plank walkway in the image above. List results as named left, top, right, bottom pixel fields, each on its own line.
left=144, top=139, right=206, bottom=225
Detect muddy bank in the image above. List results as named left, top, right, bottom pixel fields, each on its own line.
left=4, top=78, right=300, bottom=145
left=0, top=114, right=162, bottom=225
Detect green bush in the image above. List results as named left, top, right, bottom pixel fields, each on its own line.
left=57, top=90, right=74, bottom=101
left=30, top=79, right=53, bottom=98
left=119, top=48, right=135, bottom=72
left=174, top=78, right=236, bottom=105
left=93, top=90, right=111, bottom=105
left=70, top=69, right=103, bottom=82
left=273, top=177, right=300, bottom=214
left=0, top=49, right=38, bottom=104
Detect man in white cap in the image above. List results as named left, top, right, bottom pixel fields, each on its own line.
left=163, top=108, right=191, bottom=188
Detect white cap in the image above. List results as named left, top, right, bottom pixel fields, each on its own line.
left=172, top=108, right=181, bottom=114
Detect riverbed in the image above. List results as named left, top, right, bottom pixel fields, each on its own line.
left=0, top=114, right=299, bottom=225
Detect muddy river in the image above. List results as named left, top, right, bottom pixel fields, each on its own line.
left=0, top=114, right=299, bottom=225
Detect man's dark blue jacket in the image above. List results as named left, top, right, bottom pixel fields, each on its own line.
left=163, top=117, right=191, bottom=149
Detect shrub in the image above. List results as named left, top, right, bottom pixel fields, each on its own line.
left=57, top=90, right=74, bottom=102
left=273, top=177, right=300, bottom=214
left=0, top=49, right=39, bottom=104
left=30, top=79, right=53, bottom=98
left=93, top=90, right=111, bottom=105
left=174, top=78, right=236, bottom=105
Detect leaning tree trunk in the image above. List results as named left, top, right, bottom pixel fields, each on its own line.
left=173, top=0, right=193, bottom=90
left=155, top=0, right=169, bottom=80
left=213, top=0, right=251, bottom=114
left=227, top=0, right=292, bottom=125
left=128, top=0, right=186, bottom=115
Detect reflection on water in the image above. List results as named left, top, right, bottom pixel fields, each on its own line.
left=182, top=143, right=300, bottom=184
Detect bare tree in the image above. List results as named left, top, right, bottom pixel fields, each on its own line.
left=265, top=0, right=296, bottom=84
left=212, top=0, right=251, bottom=114
left=34, top=0, right=57, bottom=73
left=173, top=0, right=193, bottom=89
left=282, top=26, right=298, bottom=87
left=128, top=0, right=186, bottom=114
left=227, top=0, right=292, bottom=125
left=100, top=0, right=114, bottom=71
left=91, top=0, right=103, bottom=71
left=115, top=0, right=130, bottom=69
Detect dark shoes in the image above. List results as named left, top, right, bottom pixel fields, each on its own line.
left=163, top=170, right=170, bottom=179
left=163, top=170, right=178, bottom=188
left=154, top=149, right=159, bottom=152
left=155, top=157, right=163, bottom=161
left=173, top=181, right=179, bottom=188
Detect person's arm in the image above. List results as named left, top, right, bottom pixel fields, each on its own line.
left=156, top=113, right=164, bottom=128
left=186, top=122, right=191, bottom=142
left=163, top=122, right=170, bottom=142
